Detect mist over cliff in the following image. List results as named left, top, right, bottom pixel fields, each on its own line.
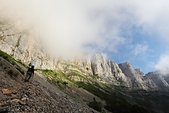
left=0, top=0, right=127, bottom=58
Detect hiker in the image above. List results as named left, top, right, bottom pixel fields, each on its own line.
left=25, top=64, right=34, bottom=82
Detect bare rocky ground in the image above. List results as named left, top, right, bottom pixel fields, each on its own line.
left=0, top=57, right=98, bottom=113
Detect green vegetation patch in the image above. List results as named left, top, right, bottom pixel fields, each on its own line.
left=41, top=69, right=76, bottom=87
left=0, top=50, right=16, bottom=65
left=0, top=50, right=26, bottom=74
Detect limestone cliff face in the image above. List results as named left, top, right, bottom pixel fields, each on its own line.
left=119, top=62, right=157, bottom=90
left=0, top=23, right=129, bottom=87
left=0, top=22, right=166, bottom=91
left=89, top=54, right=129, bottom=86
left=74, top=55, right=157, bottom=90
left=0, top=23, right=56, bottom=69
left=61, top=54, right=130, bottom=86
left=146, top=72, right=169, bottom=91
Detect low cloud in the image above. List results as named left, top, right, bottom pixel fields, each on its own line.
left=155, top=54, right=169, bottom=75
left=0, top=0, right=128, bottom=58
left=0, top=0, right=169, bottom=60
left=132, top=43, right=148, bottom=56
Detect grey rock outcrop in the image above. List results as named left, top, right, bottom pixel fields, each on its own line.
left=119, top=62, right=157, bottom=90
left=89, top=54, right=129, bottom=86
left=146, top=71, right=169, bottom=91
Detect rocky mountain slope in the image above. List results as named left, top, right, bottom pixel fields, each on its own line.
left=146, top=71, right=169, bottom=91
left=0, top=54, right=98, bottom=113
left=1, top=21, right=169, bottom=113
left=119, top=62, right=157, bottom=90
left=0, top=23, right=163, bottom=90
left=0, top=51, right=151, bottom=113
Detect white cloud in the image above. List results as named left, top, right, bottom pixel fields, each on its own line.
left=155, top=54, right=169, bottom=74
left=0, top=0, right=169, bottom=59
left=132, top=44, right=148, bottom=56
left=0, top=0, right=129, bottom=58
left=130, top=0, right=169, bottom=39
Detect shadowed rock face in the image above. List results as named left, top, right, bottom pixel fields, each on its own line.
left=118, top=62, right=158, bottom=90
left=146, top=72, right=169, bottom=91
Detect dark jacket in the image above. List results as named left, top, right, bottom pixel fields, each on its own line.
left=27, top=67, right=34, bottom=75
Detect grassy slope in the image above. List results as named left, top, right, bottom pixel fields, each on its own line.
left=0, top=50, right=27, bottom=74
left=40, top=68, right=155, bottom=113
